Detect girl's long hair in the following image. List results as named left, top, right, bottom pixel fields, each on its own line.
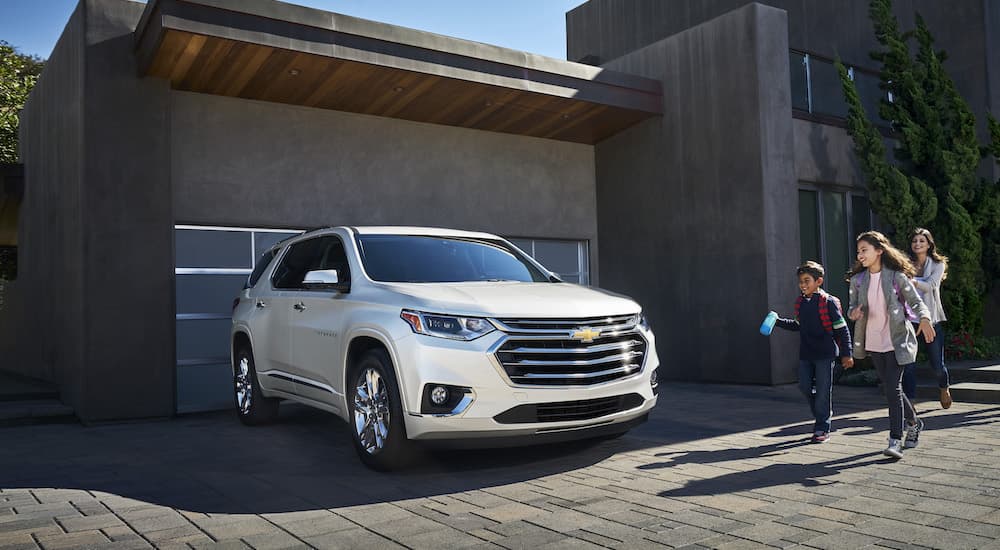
left=908, top=227, right=949, bottom=280
left=846, top=231, right=916, bottom=279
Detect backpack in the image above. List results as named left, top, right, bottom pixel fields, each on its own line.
left=794, top=289, right=840, bottom=334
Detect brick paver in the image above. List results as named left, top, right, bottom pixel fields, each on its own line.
left=1, top=383, right=998, bottom=549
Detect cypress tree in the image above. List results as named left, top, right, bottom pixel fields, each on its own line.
left=839, top=0, right=998, bottom=334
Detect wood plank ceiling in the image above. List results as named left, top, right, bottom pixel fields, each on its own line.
left=136, top=0, right=663, bottom=144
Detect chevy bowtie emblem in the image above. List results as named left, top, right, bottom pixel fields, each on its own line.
left=571, top=327, right=601, bottom=343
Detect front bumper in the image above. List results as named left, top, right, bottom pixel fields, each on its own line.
left=392, top=326, right=660, bottom=441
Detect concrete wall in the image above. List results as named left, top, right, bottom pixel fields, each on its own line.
left=169, top=92, right=599, bottom=261
left=594, top=3, right=799, bottom=384
left=567, top=0, right=999, bottom=160
left=7, top=0, right=174, bottom=421
left=793, top=119, right=866, bottom=187
left=7, top=4, right=86, bottom=405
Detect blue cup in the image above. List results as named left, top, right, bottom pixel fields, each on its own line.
left=759, top=311, right=778, bottom=336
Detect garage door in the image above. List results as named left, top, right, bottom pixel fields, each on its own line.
left=174, top=225, right=301, bottom=413
left=174, top=226, right=590, bottom=413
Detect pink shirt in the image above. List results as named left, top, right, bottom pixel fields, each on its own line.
left=865, top=271, right=894, bottom=352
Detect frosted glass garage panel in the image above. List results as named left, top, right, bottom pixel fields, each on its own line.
left=176, top=274, right=248, bottom=315
left=177, top=364, right=232, bottom=413
left=533, top=241, right=580, bottom=274
left=176, top=318, right=231, bottom=362
left=176, top=229, right=252, bottom=268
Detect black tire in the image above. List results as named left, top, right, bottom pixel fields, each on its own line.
left=348, top=349, right=410, bottom=471
left=234, top=346, right=279, bottom=425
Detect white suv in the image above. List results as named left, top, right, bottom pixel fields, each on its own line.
left=231, top=226, right=660, bottom=470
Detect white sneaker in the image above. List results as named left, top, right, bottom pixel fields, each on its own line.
left=904, top=418, right=924, bottom=449
left=883, top=438, right=904, bottom=459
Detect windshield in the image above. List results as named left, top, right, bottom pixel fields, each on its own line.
left=357, top=235, right=551, bottom=283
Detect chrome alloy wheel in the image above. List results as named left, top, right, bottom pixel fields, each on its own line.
left=353, top=367, right=391, bottom=454
left=235, top=356, right=252, bottom=415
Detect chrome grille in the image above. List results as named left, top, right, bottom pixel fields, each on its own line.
left=491, top=315, right=647, bottom=386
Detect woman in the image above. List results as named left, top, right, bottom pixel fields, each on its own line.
left=901, top=227, right=951, bottom=409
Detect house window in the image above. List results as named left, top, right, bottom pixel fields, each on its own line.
left=790, top=50, right=888, bottom=125
left=798, top=189, right=872, bottom=303
left=507, top=237, right=590, bottom=285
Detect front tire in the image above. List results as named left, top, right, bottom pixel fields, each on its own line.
left=348, top=349, right=410, bottom=470
left=234, top=346, right=279, bottom=425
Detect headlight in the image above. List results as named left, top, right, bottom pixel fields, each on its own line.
left=400, top=310, right=496, bottom=341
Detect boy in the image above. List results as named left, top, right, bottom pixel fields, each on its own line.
left=772, top=261, right=854, bottom=443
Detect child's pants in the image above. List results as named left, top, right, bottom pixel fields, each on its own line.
left=869, top=351, right=917, bottom=439
left=798, top=358, right=835, bottom=433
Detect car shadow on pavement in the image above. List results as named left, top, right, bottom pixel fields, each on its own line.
left=0, top=404, right=639, bottom=515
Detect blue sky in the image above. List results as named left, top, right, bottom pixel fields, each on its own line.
left=0, top=0, right=585, bottom=61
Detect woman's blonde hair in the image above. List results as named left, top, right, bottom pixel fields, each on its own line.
left=846, top=230, right=916, bottom=279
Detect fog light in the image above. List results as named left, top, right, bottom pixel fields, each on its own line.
left=430, top=385, right=449, bottom=405
left=650, top=368, right=659, bottom=388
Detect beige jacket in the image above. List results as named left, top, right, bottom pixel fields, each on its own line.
left=912, top=257, right=947, bottom=324
left=848, top=268, right=931, bottom=365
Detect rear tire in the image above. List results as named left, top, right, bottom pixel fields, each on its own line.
left=348, top=349, right=410, bottom=471
left=234, top=346, right=279, bottom=425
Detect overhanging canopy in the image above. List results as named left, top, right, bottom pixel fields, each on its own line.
left=135, top=0, right=663, bottom=144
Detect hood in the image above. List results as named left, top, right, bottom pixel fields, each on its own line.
left=372, top=281, right=641, bottom=318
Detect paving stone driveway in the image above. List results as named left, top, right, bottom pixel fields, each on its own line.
left=1, top=382, right=999, bottom=549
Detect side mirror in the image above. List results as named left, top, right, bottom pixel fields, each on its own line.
left=302, top=269, right=350, bottom=293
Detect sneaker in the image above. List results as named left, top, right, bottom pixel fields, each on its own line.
left=883, top=438, right=904, bottom=459
left=811, top=431, right=830, bottom=443
left=940, top=387, right=953, bottom=409
left=904, top=418, right=924, bottom=449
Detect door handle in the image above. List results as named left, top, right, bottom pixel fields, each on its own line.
left=293, top=302, right=307, bottom=312
left=255, top=300, right=267, bottom=308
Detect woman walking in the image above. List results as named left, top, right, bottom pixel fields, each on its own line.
left=901, top=227, right=952, bottom=409
left=847, top=231, right=935, bottom=459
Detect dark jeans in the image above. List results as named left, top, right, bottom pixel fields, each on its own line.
left=798, top=358, right=835, bottom=433
left=870, top=351, right=917, bottom=440
left=902, top=322, right=949, bottom=399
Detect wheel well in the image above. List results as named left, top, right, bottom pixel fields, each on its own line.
left=346, top=336, right=390, bottom=377
left=232, top=332, right=251, bottom=368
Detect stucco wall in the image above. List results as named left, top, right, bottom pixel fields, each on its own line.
left=169, top=91, right=599, bottom=261
left=594, top=3, right=799, bottom=384
left=6, top=3, right=86, bottom=406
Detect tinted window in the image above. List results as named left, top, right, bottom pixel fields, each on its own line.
left=246, top=249, right=275, bottom=288
left=358, top=236, right=549, bottom=283
left=271, top=236, right=348, bottom=289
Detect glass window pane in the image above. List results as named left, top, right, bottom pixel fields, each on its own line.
left=810, top=58, right=849, bottom=119
left=176, top=318, right=231, bottom=361
left=532, top=240, right=580, bottom=274
left=799, top=190, right=820, bottom=263
left=851, top=195, right=872, bottom=239
left=854, top=72, right=886, bottom=124
left=254, top=231, right=299, bottom=260
left=176, top=274, right=248, bottom=315
left=176, top=229, right=251, bottom=269
left=822, top=192, right=849, bottom=303
left=507, top=239, right=533, bottom=255
left=790, top=52, right=809, bottom=111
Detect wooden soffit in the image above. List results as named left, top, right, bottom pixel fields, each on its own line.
left=135, top=0, right=663, bottom=144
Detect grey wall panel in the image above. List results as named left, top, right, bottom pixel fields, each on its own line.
left=793, top=119, right=867, bottom=187
left=80, top=0, right=175, bottom=420
left=169, top=91, right=600, bottom=283
left=5, top=4, right=86, bottom=408
left=595, top=4, right=799, bottom=384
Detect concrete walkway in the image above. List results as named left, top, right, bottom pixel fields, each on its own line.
left=1, top=383, right=999, bottom=549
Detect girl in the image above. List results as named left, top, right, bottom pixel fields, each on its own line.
left=901, top=228, right=951, bottom=409
left=847, top=231, right=935, bottom=459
